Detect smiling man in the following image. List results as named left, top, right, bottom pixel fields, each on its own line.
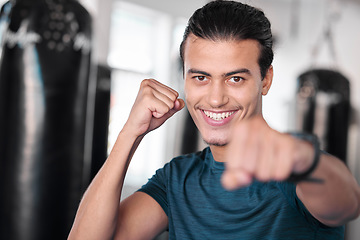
left=183, top=37, right=271, bottom=147
left=68, top=1, right=360, bottom=239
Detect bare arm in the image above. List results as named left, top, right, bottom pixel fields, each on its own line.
left=68, top=79, right=184, bottom=240
left=68, top=130, right=142, bottom=240
left=221, top=116, right=360, bottom=227
left=114, top=192, right=168, bottom=239
left=296, top=151, right=360, bottom=226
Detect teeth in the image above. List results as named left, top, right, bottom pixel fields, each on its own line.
left=203, top=110, right=235, bottom=120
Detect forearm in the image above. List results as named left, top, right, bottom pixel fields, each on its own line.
left=67, top=79, right=184, bottom=239
left=296, top=153, right=360, bottom=226
left=68, top=130, right=142, bottom=240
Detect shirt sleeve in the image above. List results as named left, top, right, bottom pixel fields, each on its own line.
left=137, top=163, right=169, bottom=216
left=277, top=181, right=321, bottom=227
left=277, top=181, right=344, bottom=235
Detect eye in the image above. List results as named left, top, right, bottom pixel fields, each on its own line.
left=194, top=76, right=208, bottom=82
left=228, top=76, right=244, bottom=83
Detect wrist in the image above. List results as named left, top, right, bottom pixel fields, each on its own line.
left=287, top=133, right=321, bottom=183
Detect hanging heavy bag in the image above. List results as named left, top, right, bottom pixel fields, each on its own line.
left=295, top=69, right=350, bottom=162
left=0, top=0, right=93, bottom=239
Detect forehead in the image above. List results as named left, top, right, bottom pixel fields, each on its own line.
left=183, top=34, right=261, bottom=74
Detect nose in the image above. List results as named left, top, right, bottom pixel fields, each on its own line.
left=207, top=81, right=229, bottom=108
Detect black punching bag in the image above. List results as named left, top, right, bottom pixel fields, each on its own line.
left=0, top=0, right=92, bottom=239
left=294, top=69, right=350, bottom=162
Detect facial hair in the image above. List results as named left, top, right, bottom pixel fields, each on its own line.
left=203, top=138, right=228, bottom=147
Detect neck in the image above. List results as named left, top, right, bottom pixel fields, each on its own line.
left=209, top=145, right=229, bottom=163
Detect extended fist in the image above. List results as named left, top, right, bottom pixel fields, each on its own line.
left=221, top=116, right=314, bottom=190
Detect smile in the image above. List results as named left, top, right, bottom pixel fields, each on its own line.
left=202, top=110, right=236, bottom=121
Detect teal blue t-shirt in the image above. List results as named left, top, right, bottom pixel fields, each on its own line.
left=138, top=147, right=344, bottom=239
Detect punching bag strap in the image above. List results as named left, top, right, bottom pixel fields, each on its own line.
left=310, top=0, right=341, bottom=70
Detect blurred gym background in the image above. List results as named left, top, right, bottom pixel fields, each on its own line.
left=0, top=0, right=360, bottom=239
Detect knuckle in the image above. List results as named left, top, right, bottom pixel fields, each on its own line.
left=168, top=101, right=175, bottom=109
left=256, top=169, right=270, bottom=182
left=159, top=104, right=170, bottom=113
left=257, top=175, right=269, bottom=182
left=141, top=78, right=153, bottom=87
left=274, top=170, right=287, bottom=181
left=172, top=90, right=179, bottom=99
left=140, top=85, right=156, bottom=98
left=142, top=92, right=152, bottom=102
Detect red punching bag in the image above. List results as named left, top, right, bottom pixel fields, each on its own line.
left=0, top=0, right=93, bottom=239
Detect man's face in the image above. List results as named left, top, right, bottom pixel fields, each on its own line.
left=183, top=35, right=273, bottom=146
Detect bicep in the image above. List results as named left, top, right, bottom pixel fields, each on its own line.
left=114, top=191, right=168, bottom=240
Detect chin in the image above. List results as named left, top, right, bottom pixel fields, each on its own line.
left=203, top=137, right=229, bottom=147
left=198, top=127, right=231, bottom=147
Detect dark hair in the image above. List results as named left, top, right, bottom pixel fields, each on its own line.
left=180, top=0, right=273, bottom=79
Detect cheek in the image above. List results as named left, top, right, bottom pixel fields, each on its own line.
left=184, top=81, right=196, bottom=106
left=185, top=94, right=197, bottom=112
left=231, top=87, right=259, bottom=103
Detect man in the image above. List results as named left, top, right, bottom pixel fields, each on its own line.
left=68, top=1, right=360, bottom=239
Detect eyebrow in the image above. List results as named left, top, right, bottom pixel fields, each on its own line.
left=187, top=68, right=252, bottom=77
left=224, top=69, right=251, bottom=77
left=187, top=69, right=211, bottom=77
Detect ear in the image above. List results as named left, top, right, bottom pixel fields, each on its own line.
left=261, top=65, right=273, bottom=96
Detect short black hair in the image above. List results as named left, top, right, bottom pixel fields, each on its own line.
left=180, top=0, right=273, bottom=79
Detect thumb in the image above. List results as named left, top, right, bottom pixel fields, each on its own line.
left=166, top=98, right=185, bottom=118
left=174, top=98, right=185, bottom=111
